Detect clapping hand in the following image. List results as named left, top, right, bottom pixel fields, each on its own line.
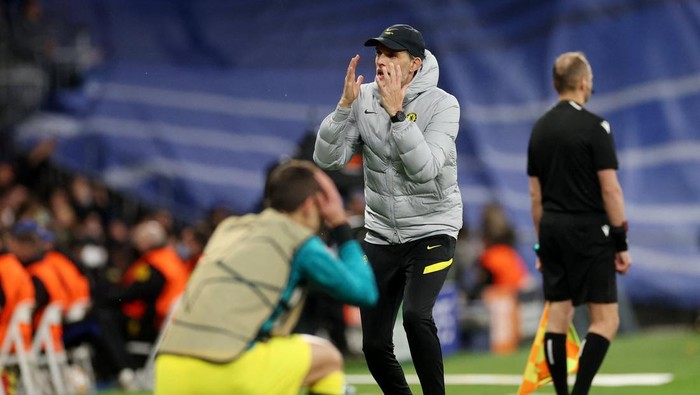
left=339, top=55, right=364, bottom=108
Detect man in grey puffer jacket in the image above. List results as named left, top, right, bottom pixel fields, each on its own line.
left=314, top=24, right=462, bottom=395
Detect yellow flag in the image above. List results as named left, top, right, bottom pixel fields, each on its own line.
left=517, top=302, right=581, bottom=395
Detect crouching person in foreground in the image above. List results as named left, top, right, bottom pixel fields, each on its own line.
left=154, top=159, right=378, bottom=395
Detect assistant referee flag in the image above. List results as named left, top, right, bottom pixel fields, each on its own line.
left=518, top=302, right=581, bottom=395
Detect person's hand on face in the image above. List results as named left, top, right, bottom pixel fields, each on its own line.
left=313, top=170, right=346, bottom=228
left=376, top=61, right=407, bottom=116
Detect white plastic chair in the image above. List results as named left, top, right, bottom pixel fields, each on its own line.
left=65, top=300, right=90, bottom=324
left=0, top=300, right=39, bottom=395
left=64, top=300, right=96, bottom=392
left=127, top=295, right=182, bottom=390
left=31, top=303, right=72, bottom=395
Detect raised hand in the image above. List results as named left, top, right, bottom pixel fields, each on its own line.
left=376, top=62, right=407, bottom=116
left=314, top=170, right=347, bottom=228
left=339, top=55, right=364, bottom=108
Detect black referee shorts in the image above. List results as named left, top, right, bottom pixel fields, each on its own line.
left=539, top=212, right=617, bottom=306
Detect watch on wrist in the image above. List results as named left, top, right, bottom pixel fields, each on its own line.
left=390, top=111, right=406, bottom=123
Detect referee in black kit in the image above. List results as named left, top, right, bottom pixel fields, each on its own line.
left=527, top=52, right=632, bottom=395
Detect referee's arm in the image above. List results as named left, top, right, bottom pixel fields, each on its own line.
left=598, top=169, right=625, bottom=226
left=528, top=176, right=543, bottom=235
left=598, top=169, right=632, bottom=274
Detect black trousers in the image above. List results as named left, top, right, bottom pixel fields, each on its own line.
left=361, top=234, right=455, bottom=395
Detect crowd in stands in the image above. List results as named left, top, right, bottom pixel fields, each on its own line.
left=0, top=139, right=228, bottom=390
left=1, top=3, right=208, bottom=388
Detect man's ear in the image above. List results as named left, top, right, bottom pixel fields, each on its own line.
left=410, top=57, right=423, bottom=73
left=579, top=76, right=589, bottom=92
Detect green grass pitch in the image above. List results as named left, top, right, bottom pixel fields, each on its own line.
left=99, top=328, right=699, bottom=395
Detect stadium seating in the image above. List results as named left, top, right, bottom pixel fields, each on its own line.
left=31, top=303, right=72, bottom=394
left=126, top=295, right=182, bottom=391
left=0, top=301, right=38, bottom=395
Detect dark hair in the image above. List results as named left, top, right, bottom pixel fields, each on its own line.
left=553, top=52, right=590, bottom=94
left=264, top=159, right=320, bottom=213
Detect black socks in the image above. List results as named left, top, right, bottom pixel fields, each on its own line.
left=572, top=332, right=610, bottom=395
left=544, top=332, right=569, bottom=395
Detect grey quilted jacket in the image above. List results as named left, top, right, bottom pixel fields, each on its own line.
left=314, top=50, right=462, bottom=244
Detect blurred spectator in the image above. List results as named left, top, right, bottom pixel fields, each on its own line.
left=4, top=0, right=98, bottom=119
left=149, top=209, right=175, bottom=237
left=7, top=219, right=90, bottom=320
left=6, top=219, right=69, bottom=324
left=47, top=186, right=76, bottom=242
left=0, top=162, right=15, bottom=196
left=177, top=225, right=208, bottom=274
left=69, top=175, right=96, bottom=220
left=90, top=182, right=114, bottom=224
left=104, top=217, right=133, bottom=275
left=0, top=183, right=28, bottom=228
left=67, top=178, right=114, bottom=227
left=0, top=0, right=48, bottom=133
left=75, top=211, right=106, bottom=244
left=81, top=220, right=187, bottom=389
left=109, top=220, right=188, bottom=342
left=461, top=202, right=536, bottom=354
left=14, top=138, right=57, bottom=200
left=16, top=190, right=52, bottom=227
left=10, top=0, right=55, bottom=64
left=34, top=226, right=98, bottom=385
left=40, top=229, right=91, bottom=320
left=466, top=203, right=535, bottom=299
left=0, top=227, right=35, bottom=351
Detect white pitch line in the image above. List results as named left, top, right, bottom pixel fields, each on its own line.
left=345, top=373, right=673, bottom=387
left=586, top=373, right=674, bottom=387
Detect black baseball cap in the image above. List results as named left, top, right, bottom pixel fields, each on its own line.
left=364, top=24, right=425, bottom=59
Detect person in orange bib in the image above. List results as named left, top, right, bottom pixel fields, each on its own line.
left=471, top=203, right=534, bottom=296
left=6, top=220, right=69, bottom=322
left=6, top=220, right=70, bottom=358
left=87, top=219, right=187, bottom=389
left=0, top=229, right=35, bottom=351
left=104, top=220, right=187, bottom=342
left=43, top=248, right=90, bottom=315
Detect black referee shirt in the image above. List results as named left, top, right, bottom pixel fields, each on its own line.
left=527, top=100, right=618, bottom=214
